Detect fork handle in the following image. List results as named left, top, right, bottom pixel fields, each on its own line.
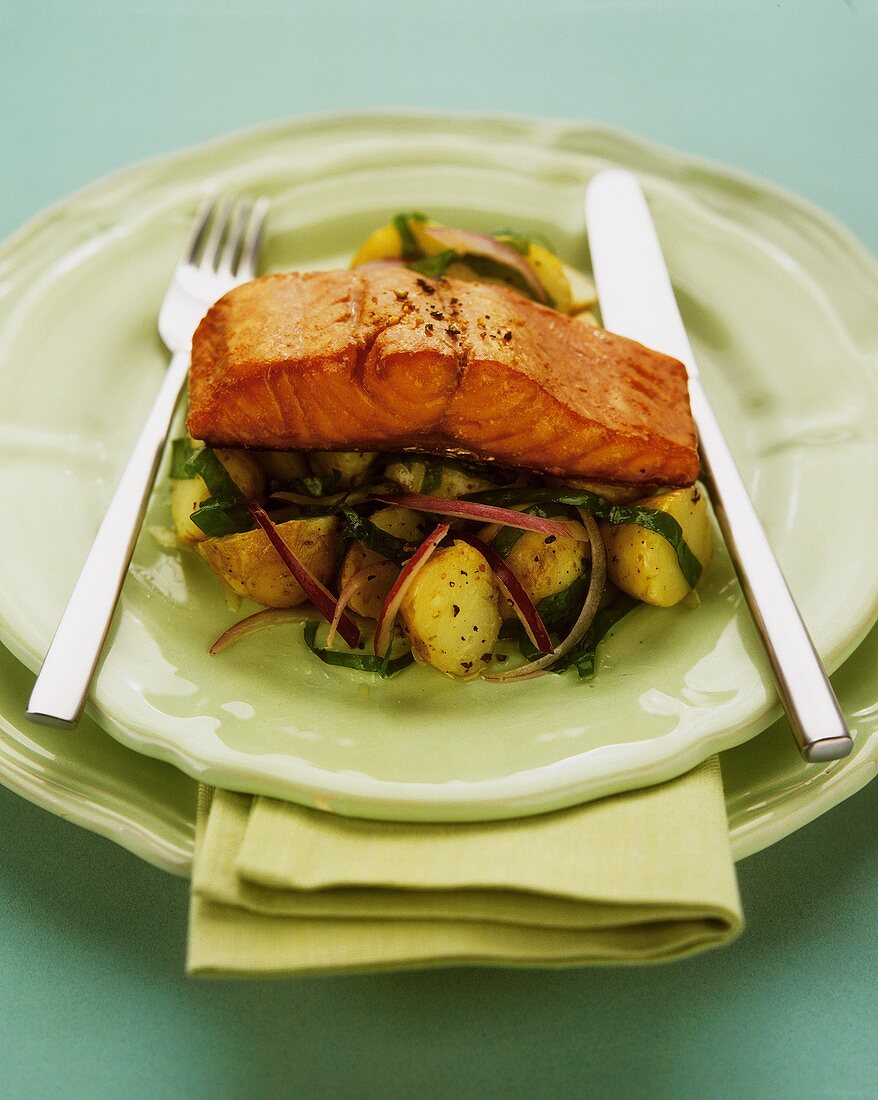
left=26, top=351, right=191, bottom=728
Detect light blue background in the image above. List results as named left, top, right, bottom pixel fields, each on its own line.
left=1, top=2, right=877, bottom=1096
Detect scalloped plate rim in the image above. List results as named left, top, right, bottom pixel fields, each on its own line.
left=0, top=110, right=876, bottom=824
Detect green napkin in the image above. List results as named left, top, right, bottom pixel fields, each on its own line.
left=187, top=757, right=742, bottom=976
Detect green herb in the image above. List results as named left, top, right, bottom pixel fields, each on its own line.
left=535, top=574, right=591, bottom=630
left=169, top=438, right=195, bottom=479
left=303, top=621, right=414, bottom=677
left=559, top=594, right=640, bottom=679
left=488, top=503, right=573, bottom=559
left=407, top=250, right=457, bottom=278
left=183, top=448, right=253, bottom=537
left=183, top=448, right=242, bottom=502
left=420, top=461, right=443, bottom=494
left=492, top=228, right=555, bottom=253
left=466, top=487, right=703, bottom=589
left=188, top=498, right=253, bottom=537
left=339, top=508, right=412, bottom=566
left=499, top=574, right=588, bottom=645
left=501, top=589, right=638, bottom=679
left=492, top=229, right=532, bottom=255
left=393, top=212, right=428, bottom=261
left=291, top=468, right=342, bottom=498
left=463, top=254, right=554, bottom=308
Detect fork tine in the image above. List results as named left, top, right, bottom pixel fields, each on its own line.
left=182, top=192, right=217, bottom=264
left=199, top=195, right=234, bottom=271
left=217, top=199, right=251, bottom=276
left=237, top=196, right=269, bottom=278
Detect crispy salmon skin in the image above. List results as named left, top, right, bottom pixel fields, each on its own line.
left=187, top=265, right=699, bottom=487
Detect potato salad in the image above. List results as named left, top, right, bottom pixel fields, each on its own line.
left=164, top=215, right=713, bottom=682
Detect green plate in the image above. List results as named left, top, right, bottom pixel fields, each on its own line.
left=2, top=617, right=878, bottom=872
left=1, top=112, right=877, bottom=820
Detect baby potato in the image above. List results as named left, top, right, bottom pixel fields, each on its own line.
left=309, top=451, right=378, bottom=489
left=350, top=222, right=404, bottom=266
left=337, top=506, right=430, bottom=618
left=170, top=476, right=211, bottom=544
left=384, top=459, right=427, bottom=493
left=561, top=262, right=598, bottom=314
left=601, top=485, right=713, bottom=608
left=197, top=515, right=340, bottom=608
left=384, top=458, right=494, bottom=499
left=526, top=243, right=572, bottom=314
left=253, top=450, right=310, bottom=483
left=170, top=448, right=265, bottom=544
left=213, top=448, right=266, bottom=500
left=494, top=531, right=590, bottom=619
left=371, top=505, right=432, bottom=543
left=337, top=549, right=398, bottom=618
left=399, top=541, right=501, bottom=678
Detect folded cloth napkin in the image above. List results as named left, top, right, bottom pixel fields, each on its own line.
left=187, top=757, right=742, bottom=976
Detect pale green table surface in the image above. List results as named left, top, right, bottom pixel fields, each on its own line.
left=1, top=1, right=877, bottom=1097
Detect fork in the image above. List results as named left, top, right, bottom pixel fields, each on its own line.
left=26, top=194, right=269, bottom=728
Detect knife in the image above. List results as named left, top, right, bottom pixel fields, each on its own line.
left=584, top=169, right=851, bottom=762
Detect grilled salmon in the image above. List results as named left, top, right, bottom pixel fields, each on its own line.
left=187, top=265, right=699, bottom=487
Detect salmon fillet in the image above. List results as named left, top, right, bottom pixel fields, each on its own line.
left=187, top=265, right=699, bottom=487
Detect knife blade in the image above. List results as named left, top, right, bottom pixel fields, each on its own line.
left=584, top=169, right=851, bottom=762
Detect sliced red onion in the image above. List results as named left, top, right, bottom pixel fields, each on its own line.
left=418, top=225, right=549, bottom=304
left=370, top=493, right=582, bottom=540
left=248, top=502, right=360, bottom=650
left=373, top=521, right=451, bottom=657
left=326, top=565, right=377, bottom=648
left=454, top=533, right=553, bottom=655
left=483, top=509, right=606, bottom=682
left=209, top=607, right=312, bottom=655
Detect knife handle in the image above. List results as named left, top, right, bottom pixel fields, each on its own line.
left=689, top=378, right=852, bottom=761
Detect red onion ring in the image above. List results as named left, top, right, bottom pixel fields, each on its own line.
left=373, top=522, right=451, bottom=657
left=370, top=493, right=583, bottom=540
left=483, top=509, right=606, bottom=682
left=247, top=502, right=360, bottom=650
left=419, top=225, right=549, bottom=304
left=454, top=533, right=553, bottom=655
left=209, top=607, right=312, bottom=655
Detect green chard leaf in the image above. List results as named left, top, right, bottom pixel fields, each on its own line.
left=183, top=448, right=253, bottom=537
left=494, top=232, right=530, bottom=255
left=535, top=574, right=591, bottom=630
left=393, top=212, right=428, bottom=261
left=339, top=508, right=412, bottom=566
left=488, top=503, right=575, bottom=559
left=560, top=594, right=640, bottom=679
left=183, top=448, right=244, bottom=502
left=291, top=468, right=342, bottom=499
left=303, top=621, right=414, bottom=677
left=169, top=438, right=195, bottom=479
left=501, top=589, right=639, bottom=679
left=465, top=487, right=704, bottom=589
left=188, top=499, right=253, bottom=538
left=407, top=250, right=457, bottom=279
left=492, top=227, right=556, bottom=253
left=419, top=461, right=443, bottom=494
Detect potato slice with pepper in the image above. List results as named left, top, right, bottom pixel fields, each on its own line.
left=170, top=448, right=265, bottom=544
left=601, top=485, right=713, bottom=607
left=338, top=506, right=429, bottom=618
left=399, top=541, right=501, bottom=678
left=197, top=515, right=339, bottom=608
